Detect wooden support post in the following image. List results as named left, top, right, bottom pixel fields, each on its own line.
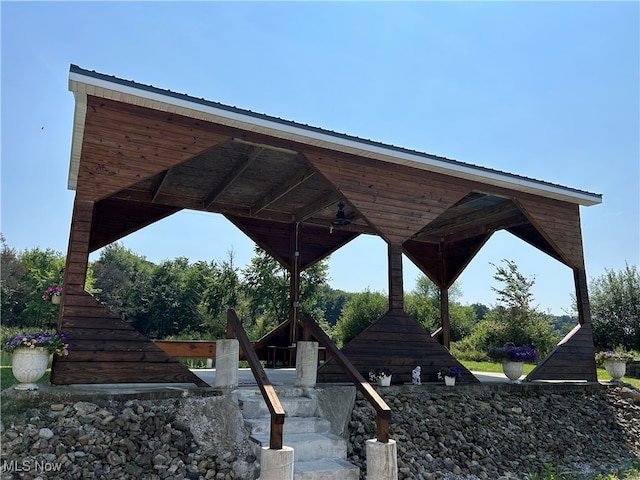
left=388, top=243, right=404, bottom=311
left=438, top=241, right=451, bottom=349
left=440, top=286, right=451, bottom=349
left=57, top=198, right=94, bottom=329
left=574, top=268, right=592, bottom=326
left=288, top=224, right=301, bottom=364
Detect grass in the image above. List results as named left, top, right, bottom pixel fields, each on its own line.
left=460, top=359, right=640, bottom=389
left=1, top=356, right=637, bottom=390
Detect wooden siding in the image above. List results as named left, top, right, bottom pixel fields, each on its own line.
left=90, top=198, right=181, bottom=252
left=515, top=197, right=584, bottom=269
left=403, top=233, right=491, bottom=288
left=52, top=291, right=207, bottom=386
left=317, top=309, right=477, bottom=384
left=76, top=96, right=230, bottom=201
left=306, top=153, right=471, bottom=244
left=225, top=216, right=359, bottom=270
left=526, top=322, right=597, bottom=381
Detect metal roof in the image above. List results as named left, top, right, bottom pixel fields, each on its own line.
left=68, top=65, right=602, bottom=206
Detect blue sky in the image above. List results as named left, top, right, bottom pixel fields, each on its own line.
left=1, top=2, right=638, bottom=315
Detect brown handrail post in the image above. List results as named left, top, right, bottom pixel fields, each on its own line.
left=301, top=314, right=392, bottom=443
left=227, top=309, right=286, bottom=449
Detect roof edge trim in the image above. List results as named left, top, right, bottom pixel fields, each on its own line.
left=68, top=65, right=603, bottom=206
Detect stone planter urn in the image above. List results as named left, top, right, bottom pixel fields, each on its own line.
left=51, top=292, right=61, bottom=305
left=444, top=376, right=456, bottom=387
left=604, top=360, right=626, bottom=381
left=379, top=374, right=392, bottom=387
left=12, top=348, right=50, bottom=390
left=502, top=361, right=524, bottom=382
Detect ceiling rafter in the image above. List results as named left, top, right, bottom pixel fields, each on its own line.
left=419, top=215, right=530, bottom=244
left=151, top=169, right=171, bottom=202
left=203, top=146, right=264, bottom=209
left=293, top=191, right=342, bottom=222
left=249, top=166, right=316, bottom=216
left=414, top=199, right=519, bottom=239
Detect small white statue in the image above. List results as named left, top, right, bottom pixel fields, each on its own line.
left=412, top=366, right=421, bottom=385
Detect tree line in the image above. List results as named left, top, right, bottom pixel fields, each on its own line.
left=1, top=235, right=638, bottom=356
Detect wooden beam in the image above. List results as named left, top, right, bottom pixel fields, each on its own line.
left=574, top=268, right=592, bottom=326
left=440, top=286, right=451, bottom=349
left=289, top=224, right=300, bottom=348
left=293, top=191, right=341, bottom=222
left=415, top=199, right=518, bottom=238
left=388, top=243, right=404, bottom=311
left=203, top=147, right=263, bottom=208
left=151, top=170, right=171, bottom=202
left=250, top=167, right=316, bottom=216
left=417, top=215, right=529, bottom=245
left=154, top=340, right=217, bottom=359
left=439, top=241, right=451, bottom=349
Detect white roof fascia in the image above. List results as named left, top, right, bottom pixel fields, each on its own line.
left=67, top=83, right=87, bottom=191
left=68, top=70, right=602, bottom=207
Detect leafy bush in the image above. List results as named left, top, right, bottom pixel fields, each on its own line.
left=450, top=339, right=489, bottom=362
left=335, top=289, right=387, bottom=346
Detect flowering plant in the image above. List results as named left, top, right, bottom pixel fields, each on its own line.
left=42, top=286, right=62, bottom=301
left=437, top=366, right=463, bottom=380
left=368, top=368, right=392, bottom=382
left=486, top=345, right=539, bottom=363
left=3, top=331, right=69, bottom=356
left=595, top=348, right=635, bottom=365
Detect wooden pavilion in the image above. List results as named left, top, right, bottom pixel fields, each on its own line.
left=51, top=65, right=602, bottom=386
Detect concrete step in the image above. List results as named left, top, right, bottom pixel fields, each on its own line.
left=239, top=395, right=317, bottom=419
left=244, top=416, right=331, bottom=435
left=251, top=432, right=347, bottom=462
left=294, top=458, right=360, bottom=480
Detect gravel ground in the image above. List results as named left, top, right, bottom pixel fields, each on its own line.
left=1, top=382, right=638, bottom=479
left=348, top=383, right=640, bottom=480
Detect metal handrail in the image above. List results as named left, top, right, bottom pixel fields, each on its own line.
left=227, top=309, right=286, bottom=449
left=301, top=314, right=392, bottom=443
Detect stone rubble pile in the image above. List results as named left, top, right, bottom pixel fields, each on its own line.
left=348, top=384, right=640, bottom=480
left=1, top=396, right=257, bottom=480
left=1, top=384, right=638, bottom=480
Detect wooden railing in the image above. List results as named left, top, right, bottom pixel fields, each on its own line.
left=227, top=309, right=286, bottom=449
left=153, top=340, right=217, bottom=359
left=301, top=314, right=392, bottom=443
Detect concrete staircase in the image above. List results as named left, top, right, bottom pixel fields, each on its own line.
left=237, top=388, right=360, bottom=480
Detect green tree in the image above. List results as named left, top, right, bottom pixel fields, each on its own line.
left=1, top=235, right=27, bottom=326
left=334, top=289, right=387, bottom=346
left=470, top=303, right=490, bottom=322
left=92, top=243, right=155, bottom=325
left=590, top=263, right=640, bottom=351
left=144, top=257, right=211, bottom=338
left=404, top=275, right=475, bottom=341
left=315, top=286, right=353, bottom=328
left=468, top=259, right=559, bottom=356
left=241, top=247, right=330, bottom=339
left=242, top=247, right=290, bottom=337
left=13, top=248, right=64, bottom=329
left=202, top=251, right=242, bottom=338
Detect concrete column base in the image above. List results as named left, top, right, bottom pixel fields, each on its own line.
left=295, top=341, right=318, bottom=387
left=366, top=438, right=398, bottom=480
left=259, top=446, right=294, bottom=480
left=214, top=339, right=239, bottom=388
